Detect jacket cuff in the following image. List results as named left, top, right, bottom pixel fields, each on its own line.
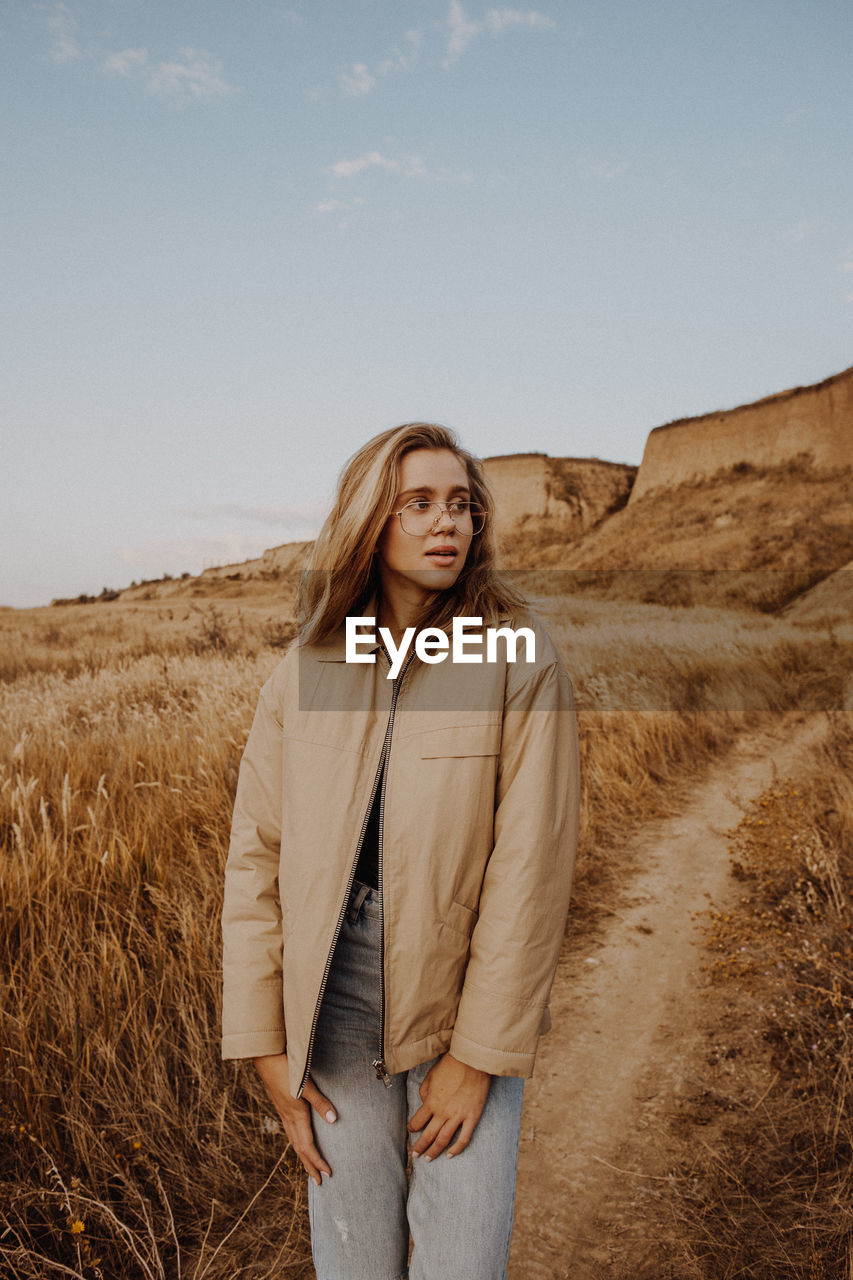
left=448, top=1028, right=535, bottom=1078
left=221, top=979, right=285, bottom=1060
left=221, top=1029, right=286, bottom=1061
left=450, top=976, right=551, bottom=1077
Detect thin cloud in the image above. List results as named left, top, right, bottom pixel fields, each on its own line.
left=486, top=8, right=556, bottom=32
left=46, top=8, right=239, bottom=103
left=103, top=43, right=239, bottom=99
left=337, top=29, right=423, bottom=97
left=328, top=150, right=427, bottom=179
left=445, top=0, right=482, bottom=65
left=444, top=1, right=555, bottom=65
left=104, top=47, right=148, bottom=76
left=314, top=196, right=367, bottom=214
left=47, top=1, right=82, bottom=63
left=377, top=28, right=423, bottom=75
left=323, top=151, right=472, bottom=195
left=339, top=62, right=376, bottom=97
left=146, top=47, right=238, bottom=99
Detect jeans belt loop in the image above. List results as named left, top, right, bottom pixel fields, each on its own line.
left=347, top=882, right=371, bottom=923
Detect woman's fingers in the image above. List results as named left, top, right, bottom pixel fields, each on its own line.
left=406, top=1101, right=430, bottom=1135
left=410, top=1113, right=443, bottom=1157
left=412, top=1117, right=460, bottom=1162
left=288, top=1107, right=332, bottom=1186
left=408, top=1054, right=492, bottom=1160
left=252, top=1056, right=334, bottom=1184
left=302, top=1076, right=338, bottom=1125
left=445, top=1114, right=476, bottom=1159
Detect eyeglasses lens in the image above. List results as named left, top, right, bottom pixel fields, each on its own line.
left=400, top=503, right=485, bottom=536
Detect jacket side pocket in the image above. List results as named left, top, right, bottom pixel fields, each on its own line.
left=443, top=899, right=479, bottom=938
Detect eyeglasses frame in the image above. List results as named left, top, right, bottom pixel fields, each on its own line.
left=390, top=499, right=487, bottom=538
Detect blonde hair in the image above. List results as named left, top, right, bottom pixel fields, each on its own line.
left=299, top=422, right=528, bottom=644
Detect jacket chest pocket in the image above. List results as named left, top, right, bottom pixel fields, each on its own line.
left=418, top=722, right=502, bottom=758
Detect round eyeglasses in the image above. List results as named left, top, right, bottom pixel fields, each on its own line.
left=392, top=499, right=487, bottom=537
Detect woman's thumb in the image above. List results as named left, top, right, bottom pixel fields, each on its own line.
left=302, top=1078, right=337, bottom=1123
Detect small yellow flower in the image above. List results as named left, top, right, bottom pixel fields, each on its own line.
left=69, top=1220, right=85, bottom=1235
left=132, top=1140, right=141, bottom=1150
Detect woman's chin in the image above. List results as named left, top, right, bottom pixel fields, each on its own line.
left=408, top=566, right=463, bottom=592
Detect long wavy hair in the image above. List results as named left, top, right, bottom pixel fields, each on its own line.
left=299, top=422, right=528, bottom=644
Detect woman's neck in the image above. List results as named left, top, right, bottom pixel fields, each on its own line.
left=376, top=577, right=429, bottom=647
left=376, top=596, right=419, bottom=647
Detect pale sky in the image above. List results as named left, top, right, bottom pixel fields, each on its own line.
left=3, top=0, right=852, bottom=607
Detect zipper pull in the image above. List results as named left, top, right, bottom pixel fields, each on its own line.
left=372, top=1057, right=393, bottom=1088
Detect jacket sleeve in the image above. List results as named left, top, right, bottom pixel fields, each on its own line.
left=220, top=678, right=287, bottom=1060
left=448, top=645, right=580, bottom=1077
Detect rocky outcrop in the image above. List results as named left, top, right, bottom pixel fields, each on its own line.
left=197, top=541, right=312, bottom=581
left=630, top=365, right=853, bottom=503
left=483, top=454, right=636, bottom=541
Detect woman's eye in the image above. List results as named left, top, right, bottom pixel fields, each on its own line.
left=448, top=501, right=469, bottom=514
left=409, top=501, right=432, bottom=511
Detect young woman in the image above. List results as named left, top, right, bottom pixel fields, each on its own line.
left=221, top=422, right=580, bottom=1280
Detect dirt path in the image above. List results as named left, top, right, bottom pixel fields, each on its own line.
left=508, top=711, right=832, bottom=1279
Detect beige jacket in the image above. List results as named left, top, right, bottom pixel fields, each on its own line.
left=221, top=609, right=580, bottom=1099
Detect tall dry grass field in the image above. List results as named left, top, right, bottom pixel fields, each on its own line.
left=1, top=595, right=849, bottom=1278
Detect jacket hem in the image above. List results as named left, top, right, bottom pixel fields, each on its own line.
left=383, top=1028, right=454, bottom=1075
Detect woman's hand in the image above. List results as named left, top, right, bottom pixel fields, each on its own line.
left=253, top=1053, right=337, bottom=1186
left=407, top=1051, right=491, bottom=1161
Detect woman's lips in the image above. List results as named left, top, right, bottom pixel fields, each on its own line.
left=425, top=547, right=458, bottom=562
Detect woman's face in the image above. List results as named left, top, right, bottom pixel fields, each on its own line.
left=376, top=447, right=474, bottom=604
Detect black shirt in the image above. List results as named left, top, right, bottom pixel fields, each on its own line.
left=353, top=759, right=385, bottom=890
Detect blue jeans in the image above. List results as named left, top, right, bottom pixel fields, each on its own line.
left=307, top=880, right=525, bottom=1280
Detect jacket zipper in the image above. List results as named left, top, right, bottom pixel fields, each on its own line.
left=296, top=645, right=415, bottom=1098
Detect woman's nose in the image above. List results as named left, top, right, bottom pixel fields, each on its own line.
left=432, top=506, right=457, bottom=531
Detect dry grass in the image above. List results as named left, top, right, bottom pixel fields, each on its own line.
left=0, top=593, right=850, bottom=1277
left=660, top=715, right=853, bottom=1279
left=0, top=603, right=297, bottom=685
left=1, top=643, right=312, bottom=1278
